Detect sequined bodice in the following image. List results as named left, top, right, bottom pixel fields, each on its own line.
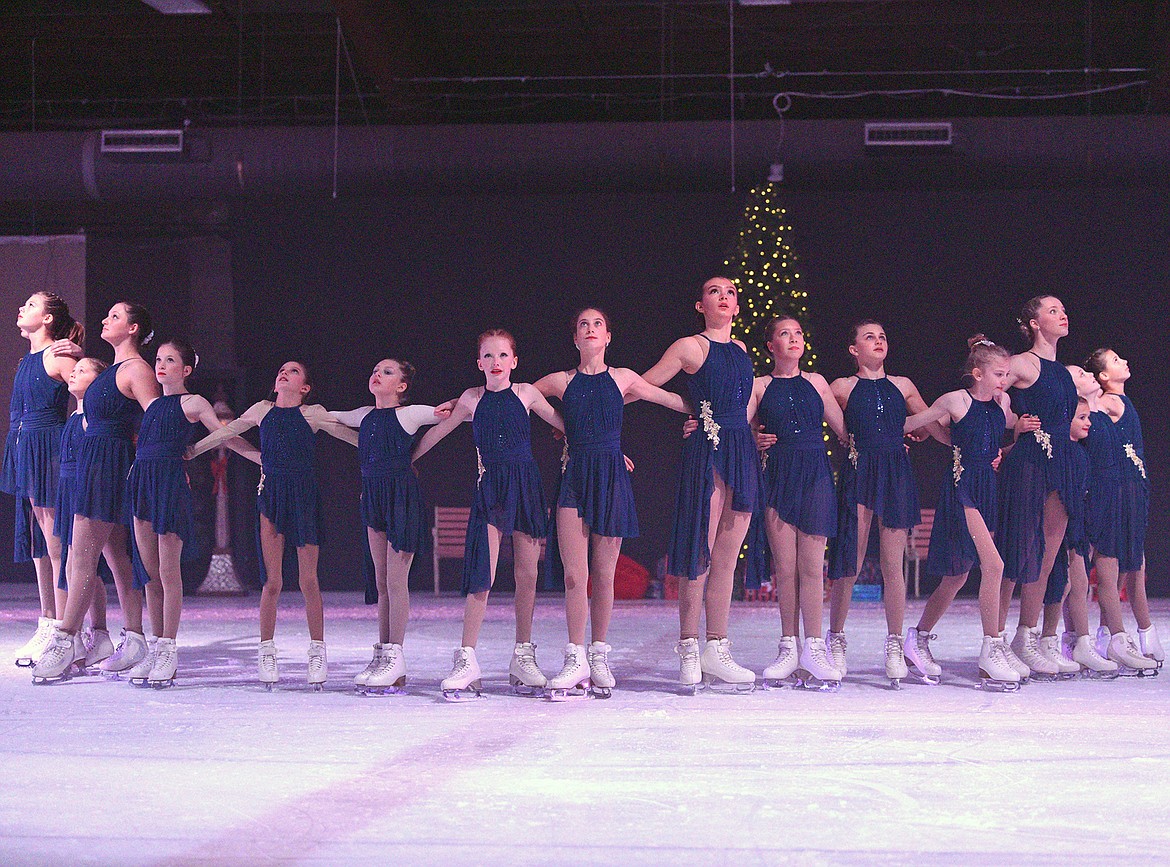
left=951, top=395, right=1003, bottom=467
left=84, top=362, right=142, bottom=440
left=1010, top=355, right=1077, bottom=439
left=473, top=387, right=533, bottom=466
left=359, top=407, right=413, bottom=476
left=1085, top=410, right=1121, bottom=479
left=686, top=338, right=753, bottom=430
left=759, top=375, right=824, bottom=450
left=9, top=349, right=68, bottom=431
left=845, top=378, right=906, bottom=451
left=58, top=413, right=85, bottom=476
left=136, top=395, right=200, bottom=460
left=260, top=405, right=315, bottom=473
left=563, top=370, right=623, bottom=454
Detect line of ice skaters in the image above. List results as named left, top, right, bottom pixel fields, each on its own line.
left=10, top=288, right=1163, bottom=700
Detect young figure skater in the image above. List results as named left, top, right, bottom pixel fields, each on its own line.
left=125, top=340, right=260, bottom=687
left=1086, top=347, right=1162, bottom=668
left=5, top=293, right=81, bottom=666
left=1075, top=353, right=1158, bottom=675
left=413, top=329, right=563, bottom=701
left=186, top=360, right=358, bottom=690
left=533, top=308, right=689, bottom=700
left=641, top=277, right=761, bottom=693
left=33, top=302, right=160, bottom=683
left=746, top=316, right=847, bottom=690
left=826, top=319, right=937, bottom=689
left=331, top=358, right=438, bottom=695
left=53, top=358, right=114, bottom=668
left=901, top=337, right=1034, bottom=690
left=1041, top=385, right=1117, bottom=677
left=996, top=296, right=1079, bottom=681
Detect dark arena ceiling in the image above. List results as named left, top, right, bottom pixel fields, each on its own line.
left=1, top=0, right=1168, bottom=132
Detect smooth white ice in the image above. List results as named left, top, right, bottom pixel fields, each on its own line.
left=1, top=585, right=1167, bottom=865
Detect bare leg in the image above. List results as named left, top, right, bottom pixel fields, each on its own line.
left=1042, top=599, right=1065, bottom=637
left=1018, top=491, right=1068, bottom=629
left=157, top=533, right=183, bottom=639
left=102, top=524, right=143, bottom=635
left=1124, top=561, right=1152, bottom=631
left=32, top=505, right=62, bottom=618
left=588, top=533, right=622, bottom=644
left=829, top=504, right=874, bottom=633
left=385, top=548, right=412, bottom=646
left=961, top=507, right=1004, bottom=637
left=89, top=572, right=108, bottom=631
left=878, top=524, right=908, bottom=635
left=678, top=480, right=726, bottom=640
left=258, top=515, right=285, bottom=641
left=917, top=575, right=968, bottom=633
left=59, top=516, right=113, bottom=633
left=557, top=508, right=591, bottom=645
left=366, top=529, right=391, bottom=644
left=134, top=517, right=164, bottom=637
left=704, top=478, right=752, bottom=640
left=512, top=532, right=541, bottom=644
left=1095, top=554, right=1125, bottom=635
left=796, top=531, right=828, bottom=640
left=460, top=523, right=501, bottom=648
left=296, top=543, right=323, bottom=642
left=764, top=509, right=798, bottom=637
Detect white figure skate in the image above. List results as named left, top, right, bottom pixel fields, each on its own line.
left=761, top=636, right=800, bottom=689
left=587, top=641, right=615, bottom=699
left=509, top=642, right=546, bottom=697
left=676, top=637, right=701, bottom=696
left=904, top=627, right=942, bottom=685
left=885, top=634, right=909, bottom=689
left=546, top=643, right=590, bottom=701
left=361, top=643, right=406, bottom=696
left=796, top=636, right=842, bottom=691
left=976, top=636, right=1021, bottom=692
left=307, top=640, right=328, bottom=691
left=699, top=638, right=755, bottom=693
left=442, top=646, right=484, bottom=701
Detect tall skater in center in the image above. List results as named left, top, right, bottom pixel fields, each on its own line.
left=642, top=277, right=761, bottom=693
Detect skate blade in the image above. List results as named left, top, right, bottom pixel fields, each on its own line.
left=795, top=675, right=841, bottom=692
left=589, top=686, right=613, bottom=699
left=1079, top=668, right=1120, bottom=680
left=678, top=681, right=701, bottom=696
left=357, top=685, right=407, bottom=697
left=976, top=676, right=1021, bottom=692
left=910, top=671, right=941, bottom=686
left=546, top=684, right=590, bottom=702
left=148, top=678, right=175, bottom=689
left=1025, top=671, right=1059, bottom=683
left=442, top=684, right=485, bottom=702
left=129, top=676, right=151, bottom=688
left=308, top=682, right=325, bottom=692
left=888, top=678, right=903, bottom=690
left=261, top=681, right=277, bottom=691
left=31, top=672, right=73, bottom=685
left=509, top=676, right=546, bottom=697
left=15, top=657, right=35, bottom=668
left=701, top=676, right=755, bottom=694
left=761, top=676, right=798, bottom=690
left=100, top=670, right=129, bottom=681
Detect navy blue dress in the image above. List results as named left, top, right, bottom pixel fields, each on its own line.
left=1083, top=409, right=1123, bottom=560
left=925, top=395, right=1003, bottom=578
left=359, top=407, right=427, bottom=554
left=74, top=361, right=142, bottom=525
left=668, top=337, right=759, bottom=581
left=1113, top=395, right=1148, bottom=571
left=829, top=377, right=920, bottom=580
left=54, top=412, right=116, bottom=592
left=996, top=355, right=1078, bottom=585
left=462, top=386, right=547, bottom=595
left=2, top=349, right=68, bottom=561
left=746, top=375, right=836, bottom=589
left=258, top=405, right=322, bottom=548
left=1045, top=439, right=1090, bottom=606
left=129, top=395, right=200, bottom=541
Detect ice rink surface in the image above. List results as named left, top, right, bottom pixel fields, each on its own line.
left=1, top=584, right=1167, bottom=866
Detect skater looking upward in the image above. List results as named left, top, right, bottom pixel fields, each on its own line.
left=746, top=316, right=847, bottom=690
left=34, top=302, right=160, bottom=683
left=126, top=340, right=260, bottom=687
left=825, top=318, right=936, bottom=688
left=186, top=360, right=358, bottom=689
left=331, top=358, right=439, bottom=695
left=901, top=336, right=1034, bottom=689
left=533, top=307, right=689, bottom=699
left=4, top=292, right=82, bottom=667
left=995, top=296, right=1079, bottom=675
left=641, top=277, right=761, bottom=693
left=1076, top=354, right=1158, bottom=674
left=412, top=329, right=564, bottom=701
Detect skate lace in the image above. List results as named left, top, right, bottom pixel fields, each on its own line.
left=675, top=640, right=700, bottom=667
left=556, top=647, right=583, bottom=680
left=829, top=633, right=848, bottom=653
left=109, top=630, right=129, bottom=660
left=308, top=647, right=327, bottom=674
left=884, top=634, right=904, bottom=661
left=44, top=633, right=73, bottom=666
left=513, top=644, right=541, bottom=677
left=714, top=639, right=747, bottom=672
left=989, top=641, right=1011, bottom=669
left=450, top=650, right=473, bottom=679
left=588, top=644, right=612, bottom=676
left=259, top=648, right=278, bottom=675
left=915, top=631, right=938, bottom=663
left=376, top=646, right=402, bottom=674
left=81, top=628, right=96, bottom=653
left=808, top=642, right=832, bottom=668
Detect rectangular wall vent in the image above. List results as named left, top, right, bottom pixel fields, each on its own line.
left=864, top=122, right=953, bottom=147
left=100, top=129, right=185, bottom=154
